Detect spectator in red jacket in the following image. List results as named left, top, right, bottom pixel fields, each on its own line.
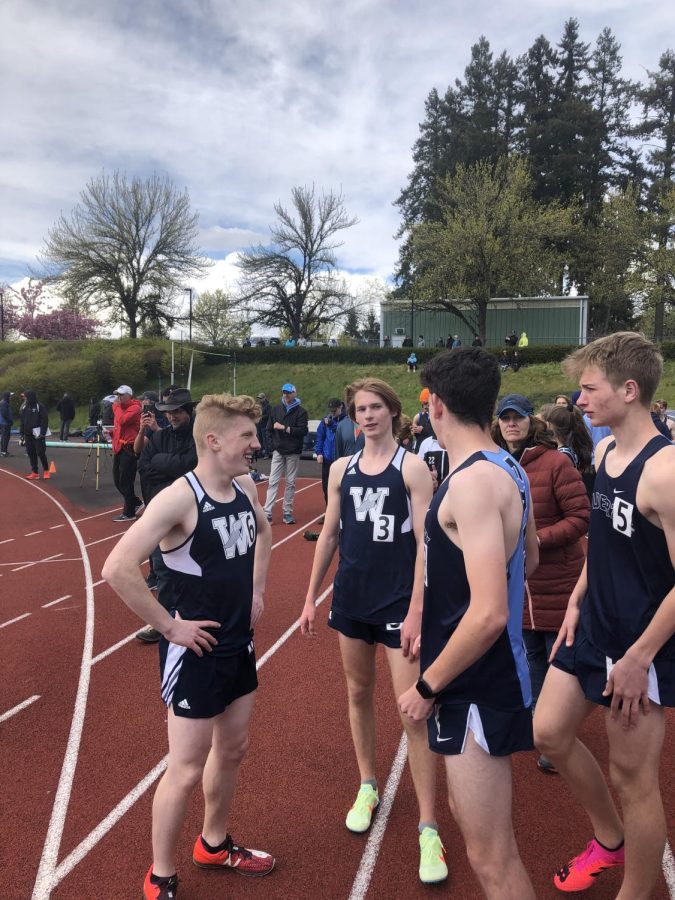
left=492, top=393, right=590, bottom=774
left=111, top=384, right=142, bottom=522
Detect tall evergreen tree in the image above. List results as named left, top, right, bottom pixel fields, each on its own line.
left=636, top=50, right=675, bottom=339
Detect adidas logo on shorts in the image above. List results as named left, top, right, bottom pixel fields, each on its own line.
left=178, top=698, right=191, bottom=710
left=202, top=501, right=215, bottom=512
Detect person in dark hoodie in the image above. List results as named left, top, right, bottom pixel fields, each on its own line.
left=0, top=391, right=13, bottom=456
left=56, top=392, right=76, bottom=441
left=135, top=387, right=198, bottom=642
left=20, top=389, right=50, bottom=479
left=263, top=382, right=308, bottom=524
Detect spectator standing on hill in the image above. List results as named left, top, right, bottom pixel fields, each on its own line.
left=518, top=332, right=529, bottom=348
left=88, top=397, right=101, bottom=426
left=315, top=398, right=346, bottom=516
left=402, top=335, right=413, bottom=348
left=451, top=335, right=462, bottom=349
left=111, top=385, right=142, bottom=522
left=507, top=330, right=518, bottom=346
left=263, top=383, right=308, bottom=525
left=0, top=391, right=13, bottom=456
left=655, top=399, right=675, bottom=439
left=417, top=335, right=425, bottom=348
left=20, top=389, right=50, bottom=480
left=56, top=392, right=76, bottom=441
left=256, top=392, right=271, bottom=458
left=471, top=334, right=482, bottom=347
left=407, top=351, right=417, bottom=373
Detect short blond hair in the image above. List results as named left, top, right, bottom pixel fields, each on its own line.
left=345, top=378, right=402, bottom=436
left=562, top=332, right=662, bottom=408
left=193, top=394, right=261, bottom=453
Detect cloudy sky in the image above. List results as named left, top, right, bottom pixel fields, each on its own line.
left=1, top=0, right=674, bottom=300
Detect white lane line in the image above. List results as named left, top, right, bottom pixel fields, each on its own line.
left=0, top=694, right=41, bottom=724
left=43, top=595, right=72, bottom=609
left=348, top=734, right=409, bottom=900
left=51, top=583, right=335, bottom=889
left=50, top=524, right=66, bottom=530
left=0, top=537, right=15, bottom=544
left=663, top=841, right=675, bottom=898
left=91, top=632, right=138, bottom=666
left=84, top=532, right=126, bottom=549
left=25, top=530, right=43, bottom=536
left=271, top=514, right=324, bottom=549
left=73, top=508, right=122, bottom=524
left=12, top=552, right=63, bottom=572
left=0, top=612, right=31, bottom=629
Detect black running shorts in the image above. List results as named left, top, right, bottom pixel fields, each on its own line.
left=328, top=608, right=402, bottom=649
left=427, top=701, right=534, bottom=757
left=552, top=624, right=675, bottom=708
left=159, top=639, right=257, bottom=718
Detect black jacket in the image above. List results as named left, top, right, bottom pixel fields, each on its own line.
left=20, top=390, right=49, bottom=438
left=138, top=420, right=198, bottom=503
left=266, top=401, right=308, bottom=455
left=56, top=396, right=76, bottom=420
left=0, top=392, right=12, bottom=426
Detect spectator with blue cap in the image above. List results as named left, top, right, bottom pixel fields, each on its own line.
left=263, top=382, right=308, bottom=524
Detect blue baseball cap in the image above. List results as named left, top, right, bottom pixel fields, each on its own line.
left=496, top=393, right=534, bottom=418
left=281, top=383, right=296, bottom=393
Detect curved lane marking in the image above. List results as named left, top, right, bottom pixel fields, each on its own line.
left=0, top=472, right=95, bottom=900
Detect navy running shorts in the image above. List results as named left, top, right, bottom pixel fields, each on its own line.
left=328, top=608, right=402, bottom=649
left=552, top=626, right=675, bottom=708
left=427, top=701, right=533, bottom=757
left=159, top=639, right=258, bottom=718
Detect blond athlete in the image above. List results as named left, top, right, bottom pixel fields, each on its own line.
left=535, top=333, right=675, bottom=897
left=103, top=395, right=274, bottom=900
left=300, top=378, right=448, bottom=884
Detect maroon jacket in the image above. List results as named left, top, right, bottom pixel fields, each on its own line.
left=519, top=444, right=590, bottom=631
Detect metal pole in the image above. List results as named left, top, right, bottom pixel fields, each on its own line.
left=185, top=288, right=193, bottom=342
left=0, top=289, right=4, bottom=341
left=233, top=352, right=237, bottom=396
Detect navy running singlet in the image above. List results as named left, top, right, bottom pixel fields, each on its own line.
left=421, top=449, right=532, bottom=709
left=332, top=445, right=416, bottom=623
left=584, top=434, right=675, bottom=660
left=161, top=471, right=257, bottom=656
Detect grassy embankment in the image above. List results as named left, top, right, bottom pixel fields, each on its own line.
left=63, top=358, right=675, bottom=427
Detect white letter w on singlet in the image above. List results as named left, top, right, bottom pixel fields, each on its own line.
left=350, top=486, right=389, bottom=522
left=212, top=511, right=256, bottom=559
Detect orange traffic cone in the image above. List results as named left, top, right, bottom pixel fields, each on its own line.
left=49, top=460, right=56, bottom=474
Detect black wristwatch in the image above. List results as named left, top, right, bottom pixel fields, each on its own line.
left=415, top=676, right=438, bottom=700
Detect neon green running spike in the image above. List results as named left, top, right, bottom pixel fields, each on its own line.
left=419, top=827, right=448, bottom=884
left=345, top=784, right=379, bottom=833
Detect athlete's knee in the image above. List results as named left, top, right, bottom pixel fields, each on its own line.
left=533, top=713, right=571, bottom=760
left=464, top=834, right=516, bottom=888
left=215, top=731, right=250, bottom=768
left=346, top=678, right=374, bottom=707
left=165, top=758, right=205, bottom=793
left=608, top=753, right=658, bottom=803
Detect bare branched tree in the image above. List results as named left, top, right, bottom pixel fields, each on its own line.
left=39, top=171, right=210, bottom=337
left=237, top=185, right=358, bottom=339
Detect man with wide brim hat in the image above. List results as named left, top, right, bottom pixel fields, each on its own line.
left=156, top=388, right=196, bottom=413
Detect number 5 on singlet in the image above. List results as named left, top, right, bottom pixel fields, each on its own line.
left=612, top=496, right=633, bottom=536
left=374, top=514, right=394, bottom=542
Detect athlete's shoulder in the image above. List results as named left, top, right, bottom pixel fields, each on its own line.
left=234, top=473, right=258, bottom=504
left=594, top=434, right=614, bottom=468
left=329, top=454, right=351, bottom=485
left=642, top=440, right=675, bottom=491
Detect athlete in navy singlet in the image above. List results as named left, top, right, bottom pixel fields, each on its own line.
left=397, top=348, right=539, bottom=899
left=421, top=449, right=533, bottom=756
left=104, top=394, right=275, bottom=897
left=332, top=444, right=415, bottom=625
left=301, top=378, right=448, bottom=886
left=534, top=333, right=675, bottom=897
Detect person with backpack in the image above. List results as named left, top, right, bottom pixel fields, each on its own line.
left=20, top=389, right=51, bottom=480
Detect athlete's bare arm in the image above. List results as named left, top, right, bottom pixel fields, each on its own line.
left=604, top=445, right=675, bottom=728
left=401, top=451, right=433, bottom=659
left=238, top=473, right=272, bottom=627
left=399, top=465, right=518, bottom=721
left=300, top=456, right=349, bottom=635
left=525, top=507, right=539, bottom=579
left=102, top=478, right=219, bottom=655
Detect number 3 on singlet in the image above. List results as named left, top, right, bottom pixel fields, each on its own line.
left=612, top=497, right=633, bottom=536
left=374, top=514, right=394, bottom=542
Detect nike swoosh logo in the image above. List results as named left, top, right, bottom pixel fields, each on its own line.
left=613, top=489, right=623, bottom=494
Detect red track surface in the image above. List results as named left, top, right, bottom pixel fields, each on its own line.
left=1, top=469, right=673, bottom=899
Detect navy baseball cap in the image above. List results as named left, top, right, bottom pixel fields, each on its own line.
left=282, top=383, right=296, bottom=393
left=496, top=393, right=534, bottom=418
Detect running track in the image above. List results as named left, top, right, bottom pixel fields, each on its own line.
left=1, top=469, right=673, bottom=899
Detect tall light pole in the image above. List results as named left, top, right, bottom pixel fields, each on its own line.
left=184, top=287, right=193, bottom=342
left=0, top=289, right=4, bottom=342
